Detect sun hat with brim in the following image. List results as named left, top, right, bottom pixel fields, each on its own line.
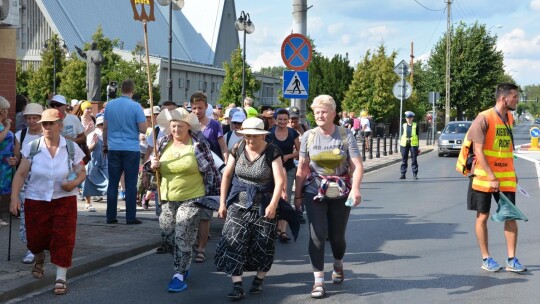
left=156, top=108, right=201, bottom=133
left=23, top=103, right=44, bottom=116
left=236, top=117, right=269, bottom=135
left=37, top=109, right=63, bottom=123
left=50, top=95, right=67, bottom=105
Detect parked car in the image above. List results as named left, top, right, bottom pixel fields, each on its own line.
left=438, top=121, right=472, bottom=157
left=535, top=117, right=540, bottom=125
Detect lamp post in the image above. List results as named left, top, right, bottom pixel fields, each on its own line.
left=235, top=11, right=255, bottom=102
left=157, top=0, right=184, bottom=102
left=43, top=38, right=68, bottom=95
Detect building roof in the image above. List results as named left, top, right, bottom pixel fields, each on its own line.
left=37, top=0, right=222, bottom=66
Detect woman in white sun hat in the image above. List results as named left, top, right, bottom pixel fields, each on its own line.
left=13, top=103, right=44, bottom=264
left=215, top=117, right=286, bottom=300
left=143, top=107, right=221, bottom=293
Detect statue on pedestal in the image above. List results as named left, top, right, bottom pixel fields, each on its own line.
left=75, top=42, right=103, bottom=101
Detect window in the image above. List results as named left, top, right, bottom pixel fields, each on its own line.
left=178, top=78, right=184, bottom=88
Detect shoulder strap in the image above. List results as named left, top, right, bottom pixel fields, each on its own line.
left=338, top=126, right=349, bottom=156
left=28, top=138, right=41, bottom=161
left=265, top=143, right=276, bottom=168
left=65, top=139, right=76, bottom=170
left=20, top=128, right=28, bottom=145
left=226, top=131, right=233, bottom=145
left=306, top=128, right=317, bottom=151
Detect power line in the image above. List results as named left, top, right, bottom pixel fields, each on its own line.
left=413, top=0, right=446, bottom=11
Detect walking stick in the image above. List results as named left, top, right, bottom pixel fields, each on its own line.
left=7, top=212, right=12, bottom=261
left=135, top=1, right=161, bottom=201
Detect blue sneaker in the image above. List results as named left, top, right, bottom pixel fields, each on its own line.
left=168, top=277, right=187, bottom=293
left=118, top=191, right=125, bottom=200
left=482, top=257, right=502, bottom=272
left=506, top=258, right=527, bottom=272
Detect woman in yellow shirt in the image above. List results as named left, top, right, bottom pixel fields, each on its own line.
left=146, top=107, right=221, bottom=293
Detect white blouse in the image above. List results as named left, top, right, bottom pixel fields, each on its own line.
left=21, top=136, right=85, bottom=201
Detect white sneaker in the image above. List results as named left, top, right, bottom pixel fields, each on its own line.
left=22, top=250, right=35, bottom=264
left=85, top=204, right=96, bottom=212
left=0, top=219, right=8, bottom=226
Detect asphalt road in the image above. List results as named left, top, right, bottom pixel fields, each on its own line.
left=11, top=122, right=540, bottom=304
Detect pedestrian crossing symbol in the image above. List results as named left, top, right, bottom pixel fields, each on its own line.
left=283, top=70, right=309, bottom=99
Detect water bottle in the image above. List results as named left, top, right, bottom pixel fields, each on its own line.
left=64, top=165, right=82, bottom=183
left=345, top=195, right=354, bottom=207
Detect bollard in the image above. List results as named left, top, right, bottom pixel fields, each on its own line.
left=394, top=133, right=399, bottom=153
left=388, top=134, right=393, bottom=155
left=362, top=136, right=366, bottom=161
left=376, top=135, right=380, bottom=158
left=383, top=134, right=387, bottom=156
left=369, top=136, right=373, bottom=159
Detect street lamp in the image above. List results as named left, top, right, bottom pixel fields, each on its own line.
left=235, top=11, right=255, bottom=102
left=157, top=0, right=184, bottom=102
left=43, top=38, right=68, bottom=95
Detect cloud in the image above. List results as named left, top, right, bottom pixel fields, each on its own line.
left=251, top=51, right=284, bottom=71
left=327, top=23, right=344, bottom=35
left=498, top=28, right=540, bottom=60
left=531, top=0, right=540, bottom=10
left=504, top=58, right=540, bottom=86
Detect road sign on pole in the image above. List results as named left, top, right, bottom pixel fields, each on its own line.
left=283, top=70, right=309, bottom=99
left=281, top=33, right=313, bottom=71
left=393, top=60, right=410, bottom=77
left=393, top=81, right=412, bottom=99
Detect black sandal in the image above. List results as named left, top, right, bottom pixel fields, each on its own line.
left=279, top=231, right=291, bottom=243
left=227, top=285, right=245, bottom=301
left=249, top=277, right=264, bottom=294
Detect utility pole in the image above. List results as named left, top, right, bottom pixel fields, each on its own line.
left=445, top=0, right=452, bottom=125
left=292, top=0, right=308, bottom=124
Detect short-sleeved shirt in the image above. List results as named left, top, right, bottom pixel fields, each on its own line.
left=202, top=119, right=224, bottom=158
left=15, top=128, right=41, bottom=148
left=267, top=126, right=299, bottom=171
left=361, top=117, right=371, bottom=132
left=299, top=126, right=360, bottom=193
left=159, top=140, right=205, bottom=201
left=62, top=114, right=85, bottom=139
left=22, top=136, right=85, bottom=201
left=226, top=131, right=243, bottom=151
left=467, top=114, right=490, bottom=145
left=104, top=96, right=146, bottom=152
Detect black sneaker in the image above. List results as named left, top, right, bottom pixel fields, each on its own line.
left=126, top=219, right=142, bottom=225
left=156, top=242, right=169, bottom=254
left=106, top=219, right=118, bottom=224
left=249, top=278, right=263, bottom=294
left=227, top=285, right=245, bottom=301
left=399, top=175, right=406, bottom=180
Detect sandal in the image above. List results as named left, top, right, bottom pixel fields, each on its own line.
left=31, top=256, right=45, bottom=279
left=53, top=279, right=68, bottom=295
left=227, top=285, right=245, bottom=300
left=332, top=265, right=344, bottom=284
left=249, top=277, right=264, bottom=294
left=311, top=283, right=325, bottom=299
left=279, top=231, right=291, bottom=243
left=194, top=250, right=206, bottom=263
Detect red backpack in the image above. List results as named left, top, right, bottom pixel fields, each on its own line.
left=352, top=118, right=361, bottom=131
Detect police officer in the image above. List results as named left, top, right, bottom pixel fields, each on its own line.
left=400, top=111, right=419, bottom=180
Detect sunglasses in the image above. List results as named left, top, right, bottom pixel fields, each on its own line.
left=49, top=102, right=64, bottom=108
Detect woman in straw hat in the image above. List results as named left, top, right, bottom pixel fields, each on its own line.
left=294, top=95, right=363, bottom=299
left=13, top=103, right=44, bottom=264
left=215, top=117, right=286, bottom=300
left=10, top=109, right=87, bottom=296
left=144, top=107, right=221, bottom=293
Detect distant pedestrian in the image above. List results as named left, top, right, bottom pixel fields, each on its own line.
left=399, top=111, right=419, bottom=180
left=360, top=111, right=371, bottom=150
left=294, top=95, right=363, bottom=299
left=82, top=115, right=108, bottom=212
left=103, top=79, right=147, bottom=225
left=462, top=83, right=525, bottom=272
left=10, top=109, right=86, bottom=296
left=287, top=106, right=309, bottom=135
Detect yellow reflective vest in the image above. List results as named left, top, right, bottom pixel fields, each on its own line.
left=400, top=122, right=419, bottom=146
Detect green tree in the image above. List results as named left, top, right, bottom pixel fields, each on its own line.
left=343, top=44, right=398, bottom=122
left=427, top=22, right=504, bottom=120
left=27, top=34, right=69, bottom=104
left=57, top=54, right=86, bottom=100
left=257, top=66, right=285, bottom=78
left=16, top=61, right=34, bottom=97
left=219, top=47, right=260, bottom=106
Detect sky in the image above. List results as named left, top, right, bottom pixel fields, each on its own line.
left=228, top=0, right=540, bottom=87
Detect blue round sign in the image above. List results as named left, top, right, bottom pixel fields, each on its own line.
left=530, top=127, right=540, bottom=138
left=281, top=33, right=312, bottom=71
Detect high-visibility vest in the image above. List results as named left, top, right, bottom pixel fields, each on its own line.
left=455, top=130, right=474, bottom=176
left=400, top=123, right=419, bottom=146
left=472, top=108, right=516, bottom=193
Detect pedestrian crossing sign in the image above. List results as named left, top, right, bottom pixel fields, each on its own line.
left=283, top=70, right=309, bottom=99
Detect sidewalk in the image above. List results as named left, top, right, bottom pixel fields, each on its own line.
left=0, top=137, right=434, bottom=302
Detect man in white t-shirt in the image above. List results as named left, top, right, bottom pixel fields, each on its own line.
left=49, top=95, right=86, bottom=145
left=225, top=110, right=246, bottom=151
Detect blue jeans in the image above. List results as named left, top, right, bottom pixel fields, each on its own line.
left=106, top=150, right=140, bottom=222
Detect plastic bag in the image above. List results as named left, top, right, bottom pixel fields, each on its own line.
left=491, top=193, right=528, bottom=222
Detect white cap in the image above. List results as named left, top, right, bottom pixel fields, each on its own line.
left=96, top=115, right=104, bottom=125
left=144, top=108, right=152, bottom=117
left=71, top=99, right=79, bottom=107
